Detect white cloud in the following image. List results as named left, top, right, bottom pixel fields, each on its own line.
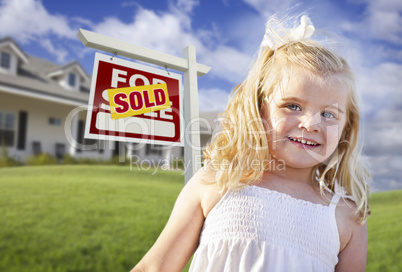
left=367, top=10, right=401, bottom=43
left=243, top=0, right=299, bottom=16
left=175, top=0, right=199, bottom=14
left=341, top=0, right=402, bottom=44
left=363, top=123, right=402, bottom=155
left=362, top=155, right=402, bottom=192
left=92, top=8, right=197, bottom=57
left=366, top=0, right=402, bottom=44
left=121, top=1, right=141, bottom=8
left=200, top=45, right=252, bottom=84
left=91, top=2, right=253, bottom=86
left=356, top=62, right=402, bottom=116
left=0, top=0, right=254, bottom=85
left=198, top=88, right=230, bottom=112
left=357, top=60, right=402, bottom=192
left=39, top=38, right=68, bottom=63
left=71, top=17, right=95, bottom=29
left=0, top=0, right=76, bottom=43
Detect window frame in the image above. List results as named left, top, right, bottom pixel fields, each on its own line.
left=0, top=111, right=16, bottom=147
left=145, top=144, right=163, bottom=156
left=0, top=51, right=11, bottom=69
left=49, top=117, right=62, bottom=126
left=76, top=119, right=97, bottom=152
left=68, top=72, right=76, bottom=88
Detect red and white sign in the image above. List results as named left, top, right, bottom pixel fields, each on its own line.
left=85, top=52, right=183, bottom=146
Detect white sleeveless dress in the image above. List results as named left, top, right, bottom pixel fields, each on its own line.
left=189, top=185, right=341, bottom=272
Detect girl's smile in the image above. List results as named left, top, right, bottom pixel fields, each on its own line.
left=287, top=136, right=321, bottom=149
left=263, top=67, right=348, bottom=169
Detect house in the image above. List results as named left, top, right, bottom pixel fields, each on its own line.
left=0, top=37, right=219, bottom=165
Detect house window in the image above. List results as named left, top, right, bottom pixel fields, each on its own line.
left=145, top=144, right=163, bottom=156
left=0, top=111, right=15, bottom=146
left=0, top=52, right=11, bottom=69
left=68, top=72, right=76, bottom=87
left=49, top=117, right=62, bottom=126
left=76, top=120, right=97, bottom=152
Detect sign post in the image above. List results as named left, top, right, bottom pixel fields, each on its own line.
left=183, top=45, right=201, bottom=184
left=77, top=29, right=211, bottom=183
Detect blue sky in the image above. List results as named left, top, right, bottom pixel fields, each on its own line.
left=0, top=0, right=401, bottom=191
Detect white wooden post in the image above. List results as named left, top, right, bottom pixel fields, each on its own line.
left=77, top=29, right=210, bottom=183
left=69, top=113, right=78, bottom=156
left=183, top=45, right=201, bottom=183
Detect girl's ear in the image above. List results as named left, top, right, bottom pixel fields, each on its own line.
left=260, top=97, right=269, bottom=118
left=340, top=123, right=351, bottom=143
left=260, top=98, right=272, bottom=132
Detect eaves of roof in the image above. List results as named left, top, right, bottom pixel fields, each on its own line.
left=47, top=61, right=90, bottom=82
left=0, top=72, right=89, bottom=104
left=0, top=37, right=29, bottom=63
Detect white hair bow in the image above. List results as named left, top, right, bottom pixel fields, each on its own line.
left=261, top=15, right=315, bottom=50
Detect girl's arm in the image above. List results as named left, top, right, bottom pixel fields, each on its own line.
left=335, top=201, right=368, bottom=272
left=130, top=167, right=213, bottom=272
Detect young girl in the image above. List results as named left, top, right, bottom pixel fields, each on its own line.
left=131, top=14, right=370, bottom=272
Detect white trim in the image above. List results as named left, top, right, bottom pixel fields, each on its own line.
left=0, top=110, right=17, bottom=148
left=73, top=64, right=90, bottom=82
left=0, top=51, right=11, bottom=69
left=0, top=84, right=87, bottom=107
left=47, top=63, right=89, bottom=82
left=47, top=70, right=64, bottom=78
left=0, top=41, right=28, bottom=64
left=0, top=110, right=16, bottom=129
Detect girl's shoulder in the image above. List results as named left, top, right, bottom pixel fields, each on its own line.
left=335, top=196, right=368, bottom=270
left=335, top=197, right=366, bottom=252
left=186, top=167, right=227, bottom=218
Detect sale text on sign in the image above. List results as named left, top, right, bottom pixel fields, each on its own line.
left=84, top=53, right=183, bottom=146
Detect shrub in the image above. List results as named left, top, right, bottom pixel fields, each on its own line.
left=0, top=140, right=21, bottom=167
left=171, top=158, right=185, bottom=170
left=77, top=157, right=105, bottom=165
left=26, top=153, right=58, bottom=166
left=62, top=154, right=78, bottom=164
left=108, top=155, right=128, bottom=165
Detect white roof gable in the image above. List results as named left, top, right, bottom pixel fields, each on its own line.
left=47, top=61, right=90, bottom=82
left=0, top=38, right=29, bottom=64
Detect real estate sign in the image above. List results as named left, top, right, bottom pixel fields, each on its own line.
left=84, top=52, right=183, bottom=146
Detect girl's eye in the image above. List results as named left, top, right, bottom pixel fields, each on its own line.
left=322, top=111, right=336, bottom=119
left=287, top=104, right=301, bottom=111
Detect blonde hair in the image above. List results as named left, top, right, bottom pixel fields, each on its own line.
left=203, top=17, right=370, bottom=223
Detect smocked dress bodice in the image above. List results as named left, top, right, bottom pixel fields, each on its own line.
left=189, top=185, right=341, bottom=272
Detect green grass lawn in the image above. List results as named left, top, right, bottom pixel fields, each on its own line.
left=0, top=165, right=186, bottom=272
left=367, top=190, right=402, bottom=272
left=0, top=165, right=401, bottom=271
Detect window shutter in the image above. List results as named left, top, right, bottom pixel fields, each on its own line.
left=17, top=111, right=28, bottom=150
left=76, top=120, right=84, bottom=153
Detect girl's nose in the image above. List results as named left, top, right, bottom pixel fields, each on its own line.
left=298, top=112, right=321, bottom=132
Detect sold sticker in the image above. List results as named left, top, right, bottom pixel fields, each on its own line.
left=108, top=83, right=171, bottom=120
